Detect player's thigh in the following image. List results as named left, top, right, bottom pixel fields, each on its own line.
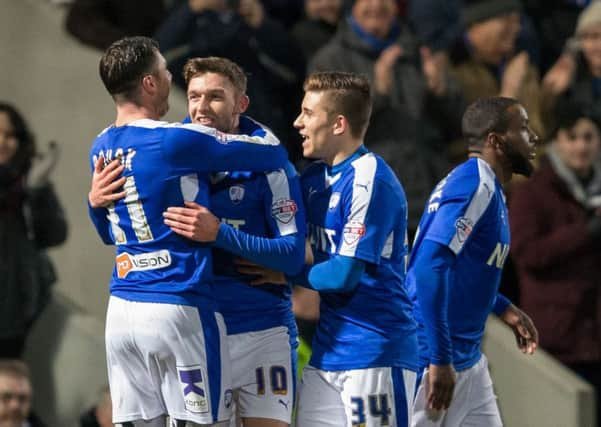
left=159, top=308, right=233, bottom=425
left=106, top=297, right=166, bottom=423
left=297, top=365, right=416, bottom=427
left=459, top=356, right=502, bottom=427
left=228, top=326, right=294, bottom=425
left=115, top=417, right=167, bottom=427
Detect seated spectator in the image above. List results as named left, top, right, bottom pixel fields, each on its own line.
left=0, top=359, right=46, bottom=427
left=79, top=386, right=111, bottom=427
left=291, top=0, right=343, bottom=62
left=0, top=102, right=67, bottom=359
left=510, top=103, right=601, bottom=426
left=155, top=0, right=306, bottom=164
left=309, top=0, right=465, bottom=234
left=65, top=0, right=171, bottom=50
left=450, top=0, right=545, bottom=143
left=542, top=1, right=601, bottom=130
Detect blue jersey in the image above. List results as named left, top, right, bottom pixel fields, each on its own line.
left=407, top=157, right=510, bottom=371
left=88, top=117, right=286, bottom=309
left=209, top=161, right=305, bottom=336
left=301, top=147, right=418, bottom=371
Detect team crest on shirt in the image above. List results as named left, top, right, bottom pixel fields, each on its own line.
left=343, top=220, right=366, bottom=246
left=455, top=217, right=474, bottom=243
left=271, top=198, right=298, bottom=223
left=178, top=365, right=210, bottom=414
left=229, top=185, right=245, bottom=204
left=328, top=192, right=341, bottom=210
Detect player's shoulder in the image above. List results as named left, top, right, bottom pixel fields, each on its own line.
left=352, top=152, right=404, bottom=193
left=443, top=158, right=495, bottom=198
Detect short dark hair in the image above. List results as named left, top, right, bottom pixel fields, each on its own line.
left=99, top=36, right=160, bottom=100
left=303, top=71, right=372, bottom=139
left=462, top=97, right=519, bottom=148
left=0, top=102, right=36, bottom=176
left=183, top=57, right=247, bottom=94
left=552, top=102, right=601, bottom=139
left=0, top=359, right=30, bottom=381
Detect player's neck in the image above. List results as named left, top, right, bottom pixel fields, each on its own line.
left=329, top=139, right=363, bottom=167
left=468, top=152, right=509, bottom=185
left=114, top=103, right=160, bottom=126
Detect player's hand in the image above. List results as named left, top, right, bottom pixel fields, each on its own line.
left=373, top=44, right=403, bottom=95
left=163, top=201, right=220, bottom=242
left=426, top=364, right=456, bottom=411
left=27, top=141, right=60, bottom=189
left=89, top=155, right=126, bottom=208
left=500, top=304, right=538, bottom=355
left=235, top=258, right=287, bottom=285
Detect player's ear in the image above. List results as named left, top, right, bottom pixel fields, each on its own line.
left=332, top=114, right=346, bottom=136
left=236, top=94, right=250, bottom=114
left=141, top=74, right=156, bottom=95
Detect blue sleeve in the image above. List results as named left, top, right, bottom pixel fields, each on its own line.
left=87, top=202, right=113, bottom=245
left=288, top=255, right=365, bottom=293
left=163, top=122, right=287, bottom=174
left=413, top=239, right=455, bottom=365
left=492, top=293, right=512, bottom=316
left=214, top=224, right=304, bottom=275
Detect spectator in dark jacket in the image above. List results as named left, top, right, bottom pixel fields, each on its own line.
left=291, top=0, right=343, bottom=62
left=309, top=0, right=465, bottom=233
left=542, top=2, right=601, bottom=131
left=510, top=103, right=601, bottom=425
left=0, top=102, right=67, bottom=359
left=65, top=0, right=171, bottom=50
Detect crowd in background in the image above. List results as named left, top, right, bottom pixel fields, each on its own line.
left=2, top=0, right=601, bottom=424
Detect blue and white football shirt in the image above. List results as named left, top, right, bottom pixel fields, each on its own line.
left=209, top=161, right=305, bottom=336
left=407, top=157, right=511, bottom=370
left=88, top=117, right=286, bottom=309
left=301, top=146, right=418, bottom=371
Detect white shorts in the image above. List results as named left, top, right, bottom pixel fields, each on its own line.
left=106, top=296, right=233, bottom=425
left=296, top=364, right=417, bottom=427
left=227, top=326, right=295, bottom=424
left=412, top=355, right=502, bottom=427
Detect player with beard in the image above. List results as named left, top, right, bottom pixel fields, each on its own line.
left=407, top=97, right=540, bottom=427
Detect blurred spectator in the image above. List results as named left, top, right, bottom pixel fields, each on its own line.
left=542, top=1, right=601, bottom=130
left=524, top=0, right=589, bottom=72
left=0, top=360, right=46, bottom=427
left=291, top=0, right=343, bottom=62
left=0, top=103, right=67, bottom=359
left=510, top=104, right=601, bottom=425
left=408, top=0, right=540, bottom=62
left=308, top=0, right=465, bottom=233
left=79, top=386, right=111, bottom=427
left=450, top=0, right=545, bottom=144
left=155, top=0, right=306, bottom=164
left=65, top=0, right=174, bottom=50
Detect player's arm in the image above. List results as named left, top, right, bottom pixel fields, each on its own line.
left=411, top=239, right=456, bottom=410
left=287, top=255, right=366, bottom=292
left=164, top=123, right=288, bottom=174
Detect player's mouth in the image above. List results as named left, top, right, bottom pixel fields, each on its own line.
left=196, top=116, right=215, bottom=126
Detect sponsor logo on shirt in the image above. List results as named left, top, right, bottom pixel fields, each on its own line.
left=229, top=185, right=245, bottom=204
left=178, top=365, right=210, bottom=414
left=342, top=220, right=366, bottom=246
left=115, top=250, right=172, bottom=279
left=455, top=217, right=473, bottom=243
left=271, top=198, right=298, bottom=224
